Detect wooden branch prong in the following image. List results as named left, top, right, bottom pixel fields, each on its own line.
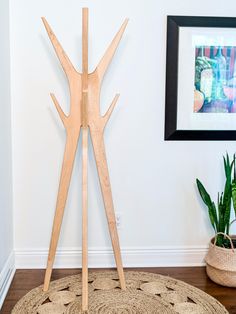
left=95, top=19, right=128, bottom=81
left=103, top=94, right=120, bottom=127
left=50, top=93, right=67, bottom=126
left=41, top=17, right=79, bottom=77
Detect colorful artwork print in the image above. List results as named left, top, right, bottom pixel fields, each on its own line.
left=194, top=46, right=236, bottom=113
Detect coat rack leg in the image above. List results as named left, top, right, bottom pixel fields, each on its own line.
left=43, top=132, right=80, bottom=292
left=81, top=7, right=89, bottom=312
left=82, top=127, right=88, bottom=311
left=90, top=130, right=126, bottom=290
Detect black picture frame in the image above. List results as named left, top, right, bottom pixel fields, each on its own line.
left=165, top=15, right=236, bottom=141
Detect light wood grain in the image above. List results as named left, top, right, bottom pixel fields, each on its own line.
left=86, top=18, right=128, bottom=290
left=42, top=16, right=82, bottom=293
left=90, top=130, right=126, bottom=289
left=82, top=127, right=88, bottom=311
left=42, top=17, right=77, bottom=78
left=96, top=19, right=129, bottom=82
left=43, top=131, right=80, bottom=292
left=82, top=8, right=89, bottom=312
left=42, top=8, right=128, bottom=303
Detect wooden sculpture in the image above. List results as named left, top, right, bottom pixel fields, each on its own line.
left=42, top=8, right=128, bottom=311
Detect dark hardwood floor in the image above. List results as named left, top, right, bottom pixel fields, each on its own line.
left=1, top=267, right=236, bottom=313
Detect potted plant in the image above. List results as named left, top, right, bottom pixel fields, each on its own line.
left=196, top=153, right=236, bottom=287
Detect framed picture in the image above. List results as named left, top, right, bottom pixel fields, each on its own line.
left=165, top=16, right=236, bottom=140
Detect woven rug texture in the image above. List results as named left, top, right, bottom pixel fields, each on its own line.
left=12, top=271, right=228, bottom=313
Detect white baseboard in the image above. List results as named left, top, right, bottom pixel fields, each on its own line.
left=0, top=252, right=15, bottom=309
left=15, top=246, right=208, bottom=269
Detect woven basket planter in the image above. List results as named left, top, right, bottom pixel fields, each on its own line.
left=205, top=232, right=236, bottom=287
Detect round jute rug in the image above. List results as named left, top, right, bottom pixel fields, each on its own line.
left=12, top=271, right=228, bottom=313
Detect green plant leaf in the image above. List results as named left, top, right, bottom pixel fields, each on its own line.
left=196, top=153, right=236, bottom=246
left=218, top=200, right=226, bottom=233
left=211, top=201, right=218, bottom=231
left=208, top=202, right=217, bottom=232
left=232, top=180, right=236, bottom=217
left=223, top=153, right=232, bottom=181
left=224, top=200, right=231, bottom=234
left=222, top=153, right=232, bottom=234
left=196, top=179, right=217, bottom=231
left=233, top=154, right=236, bottom=181
left=196, top=179, right=212, bottom=207
left=216, top=233, right=224, bottom=247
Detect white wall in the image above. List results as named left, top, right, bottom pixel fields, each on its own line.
left=0, top=0, right=14, bottom=307
left=10, top=0, right=236, bottom=267
left=0, top=0, right=13, bottom=271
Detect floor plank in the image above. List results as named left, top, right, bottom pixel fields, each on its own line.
left=1, top=267, right=235, bottom=313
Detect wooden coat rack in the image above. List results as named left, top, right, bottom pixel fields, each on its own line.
left=41, top=8, right=128, bottom=312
